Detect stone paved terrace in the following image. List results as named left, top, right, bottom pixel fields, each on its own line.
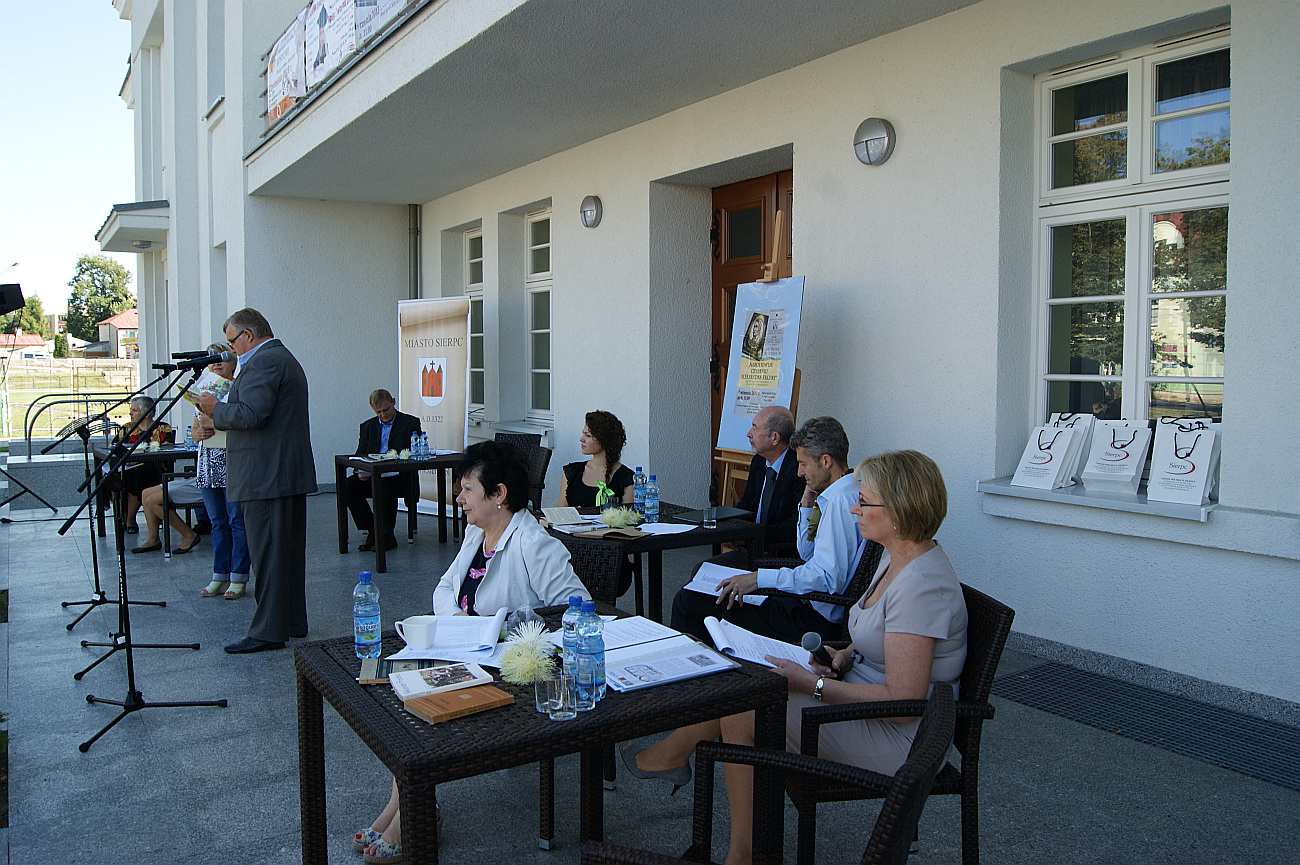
left=1, top=484, right=1298, bottom=865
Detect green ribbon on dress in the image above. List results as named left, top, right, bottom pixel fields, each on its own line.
left=594, top=481, right=614, bottom=507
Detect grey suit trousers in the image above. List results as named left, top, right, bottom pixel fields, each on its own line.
left=243, top=495, right=308, bottom=642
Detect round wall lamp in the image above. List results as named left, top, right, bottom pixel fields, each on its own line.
left=132, top=240, right=152, bottom=250
left=853, top=118, right=896, bottom=166
left=579, top=195, right=603, bottom=229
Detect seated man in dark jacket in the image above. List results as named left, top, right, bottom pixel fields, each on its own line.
left=343, top=388, right=422, bottom=551
left=731, top=405, right=804, bottom=556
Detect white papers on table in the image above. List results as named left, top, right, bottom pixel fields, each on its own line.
left=703, top=616, right=814, bottom=672
left=541, top=506, right=588, bottom=526
left=681, top=562, right=767, bottom=606
left=433, top=449, right=456, bottom=455
left=605, top=634, right=739, bottom=692
left=544, top=615, right=666, bottom=651
left=385, top=608, right=507, bottom=662
left=638, top=523, right=695, bottom=535
left=550, top=521, right=605, bottom=535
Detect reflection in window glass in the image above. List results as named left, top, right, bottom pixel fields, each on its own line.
left=1155, top=49, right=1229, bottom=115
left=728, top=207, right=762, bottom=260
left=1050, top=219, right=1126, bottom=298
left=531, top=372, right=550, bottom=412
left=1047, top=301, right=1124, bottom=376
left=1151, top=207, right=1228, bottom=293
left=1148, top=382, right=1222, bottom=420
left=1155, top=110, right=1229, bottom=172
left=1149, top=297, right=1224, bottom=377
left=1053, top=73, right=1127, bottom=134
left=1052, top=132, right=1128, bottom=188
left=1047, top=380, right=1121, bottom=419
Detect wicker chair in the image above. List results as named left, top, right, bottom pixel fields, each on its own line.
left=787, top=583, right=1015, bottom=865
left=748, top=540, right=885, bottom=642
left=580, top=683, right=957, bottom=865
left=493, top=432, right=551, bottom=511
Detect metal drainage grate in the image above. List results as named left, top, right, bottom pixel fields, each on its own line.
left=991, top=662, right=1300, bottom=792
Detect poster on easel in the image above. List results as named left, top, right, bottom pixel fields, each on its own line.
left=716, top=277, right=804, bottom=452
left=398, top=299, right=468, bottom=506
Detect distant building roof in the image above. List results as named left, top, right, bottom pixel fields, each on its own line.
left=97, top=308, right=138, bottom=328
left=0, top=334, right=48, bottom=348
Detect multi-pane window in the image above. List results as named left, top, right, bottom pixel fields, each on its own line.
left=525, top=211, right=551, bottom=417
left=465, top=230, right=484, bottom=407
left=1038, top=34, right=1228, bottom=421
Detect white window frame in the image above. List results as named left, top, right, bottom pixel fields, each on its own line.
left=525, top=210, right=552, bottom=421
left=1032, top=31, right=1229, bottom=423
left=465, top=228, right=484, bottom=410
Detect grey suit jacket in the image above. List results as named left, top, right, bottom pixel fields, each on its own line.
left=213, top=338, right=318, bottom=501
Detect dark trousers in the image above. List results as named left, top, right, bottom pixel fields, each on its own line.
left=242, top=495, right=308, bottom=642
left=670, top=586, right=841, bottom=647
left=343, top=472, right=399, bottom=539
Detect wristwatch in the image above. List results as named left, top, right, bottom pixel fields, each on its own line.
left=813, top=676, right=825, bottom=701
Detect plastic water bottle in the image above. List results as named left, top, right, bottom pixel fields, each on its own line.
left=353, top=571, right=381, bottom=659
left=575, top=600, right=604, bottom=708
left=410, top=431, right=420, bottom=456
left=561, top=595, right=583, bottom=678
left=644, top=474, right=660, bottom=523
left=184, top=425, right=195, bottom=450
left=419, top=431, right=430, bottom=459
left=633, top=467, right=646, bottom=516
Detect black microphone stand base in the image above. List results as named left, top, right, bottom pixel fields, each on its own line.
left=0, top=467, right=58, bottom=512
left=80, top=689, right=228, bottom=753
left=62, top=591, right=166, bottom=632
left=74, top=633, right=201, bottom=681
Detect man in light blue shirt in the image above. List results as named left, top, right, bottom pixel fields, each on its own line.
left=672, top=416, right=863, bottom=645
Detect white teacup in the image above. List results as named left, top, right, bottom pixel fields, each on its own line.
left=395, top=615, right=438, bottom=649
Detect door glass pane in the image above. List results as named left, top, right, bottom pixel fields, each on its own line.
left=531, top=331, right=550, bottom=371
left=1149, top=297, right=1225, bottom=377
left=469, top=260, right=483, bottom=285
left=1155, top=49, right=1229, bottom=114
left=468, top=234, right=483, bottom=259
left=1154, top=109, right=1229, bottom=172
left=1047, top=302, right=1124, bottom=375
left=530, top=246, right=550, bottom=275
left=469, top=335, right=483, bottom=369
left=1052, top=132, right=1128, bottom=188
left=1050, top=219, right=1126, bottom=298
left=470, top=298, right=483, bottom=332
left=1053, top=73, right=1127, bottom=134
left=531, top=372, right=550, bottom=411
left=531, top=290, right=549, bottom=330
left=1148, top=382, right=1222, bottom=419
left=1151, top=207, right=1228, bottom=293
left=1047, top=380, right=1122, bottom=419
left=470, top=371, right=484, bottom=405
left=530, top=218, right=550, bottom=247
left=728, top=207, right=762, bottom=259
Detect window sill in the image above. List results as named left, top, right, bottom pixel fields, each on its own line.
left=977, top=478, right=1299, bottom=562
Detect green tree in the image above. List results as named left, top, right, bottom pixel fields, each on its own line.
left=53, top=333, right=70, bottom=358
left=0, top=294, right=48, bottom=337
left=65, top=254, right=134, bottom=341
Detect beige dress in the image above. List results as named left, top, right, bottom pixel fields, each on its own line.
left=784, top=544, right=968, bottom=775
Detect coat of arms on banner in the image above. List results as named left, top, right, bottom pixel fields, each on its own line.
left=419, top=358, right=446, bottom=407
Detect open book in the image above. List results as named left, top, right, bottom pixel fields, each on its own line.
left=389, top=662, right=494, bottom=701
left=386, top=608, right=508, bottom=662
left=604, top=634, right=739, bottom=692
left=703, top=617, right=814, bottom=672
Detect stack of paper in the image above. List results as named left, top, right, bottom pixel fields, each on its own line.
left=679, top=562, right=768, bottom=606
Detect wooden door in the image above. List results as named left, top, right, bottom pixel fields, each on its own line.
left=709, top=171, right=792, bottom=501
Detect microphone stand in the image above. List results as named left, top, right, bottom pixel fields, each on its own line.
left=66, top=366, right=227, bottom=752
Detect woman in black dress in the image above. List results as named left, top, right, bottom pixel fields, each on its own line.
left=557, top=410, right=634, bottom=508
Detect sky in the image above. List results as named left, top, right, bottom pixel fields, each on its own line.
left=0, top=0, right=137, bottom=315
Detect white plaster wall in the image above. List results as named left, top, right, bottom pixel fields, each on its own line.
left=417, top=0, right=1300, bottom=701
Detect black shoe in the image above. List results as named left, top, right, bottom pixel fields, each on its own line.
left=289, top=631, right=308, bottom=639
left=175, top=535, right=202, bottom=555
left=224, top=637, right=286, bottom=654
left=358, top=534, right=376, bottom=552
left=192, top=520, right=212, bottom=535
left=131, top=542, right=162, bottom=554
left=384, top=535, right=399, bottom=551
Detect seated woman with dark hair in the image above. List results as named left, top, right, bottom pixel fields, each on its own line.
left=355, top=441, right=589, bottom=863
left=623, top=450, right=968, bottom=865
left=557, top=410, right=634, bottom=508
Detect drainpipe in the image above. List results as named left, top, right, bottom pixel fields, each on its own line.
left=408, top=204, right=421, bottom=299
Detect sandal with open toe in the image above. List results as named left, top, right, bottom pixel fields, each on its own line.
left=362, top=839, right=404, bottom=864
left=200, top=581, right=230, bottom=598
left=224, top=582, right=246, bottom=600
left=353, top=828, right=383, bottom=853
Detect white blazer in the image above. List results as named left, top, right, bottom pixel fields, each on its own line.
left=432, top=508, right=590, bottom=616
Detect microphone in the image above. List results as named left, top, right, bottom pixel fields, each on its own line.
left=801, top=632, right=836, bottom=673
left=174, top=350, right=236, bottom=370
left=171, top=350, right=211, bottom=359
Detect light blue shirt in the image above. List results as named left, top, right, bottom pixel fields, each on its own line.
left=234, top=337, right=269, bottom=376
left=757, top=470, right=863, bottom=623
left=378, top=417, right=394, bottom=453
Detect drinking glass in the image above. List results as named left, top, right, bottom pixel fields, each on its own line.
left=546, top=673, right=578, bottom=721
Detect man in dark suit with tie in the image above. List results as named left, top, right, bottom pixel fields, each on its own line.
left=197, top=308, right=316, bottom=654
left=343, top=388, right=422, bottom=552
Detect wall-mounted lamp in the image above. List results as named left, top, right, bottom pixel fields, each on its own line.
left=579, top=195, right=603, bottom=229
left=853, top=118, right=896, bottom=166
left=132, top=240, right=152, bottom=250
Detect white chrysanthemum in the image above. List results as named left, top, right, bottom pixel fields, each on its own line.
left=599, top=507, right=642, bottom=528
left=499, top=620, right=554, bottom=684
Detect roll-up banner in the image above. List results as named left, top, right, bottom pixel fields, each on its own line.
left=716, top=276, right=805, bottom=451
left=398, top=298, right=469, bottom=504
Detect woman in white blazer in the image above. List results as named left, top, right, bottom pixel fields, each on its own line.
left=357, top=441, right=589, bottom=864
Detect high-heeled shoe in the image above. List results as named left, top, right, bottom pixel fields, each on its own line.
left=620, top=743, right=692, bottom=796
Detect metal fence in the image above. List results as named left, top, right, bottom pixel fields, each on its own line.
left=1, top=357, right=139, bottom=445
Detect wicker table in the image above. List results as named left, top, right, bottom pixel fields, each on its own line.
left=333, top=452, right=462, bottom=573
left=295, top=607, right=788, bottom=864
left=552, top=506, right=767, bottom=622
left=91, top=444, right=197, bottom=539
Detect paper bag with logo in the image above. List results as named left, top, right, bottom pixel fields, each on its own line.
left=1048, top=413, right=1095, bottom=482
left=1011, top=425, right=1082, bottom=489
left=1080, top=421, right=1151, bottom=494
left=1146, top=418, right=1221, bottom=505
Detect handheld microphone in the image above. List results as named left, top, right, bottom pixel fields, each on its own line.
left=801, top=632, right=836, bottom=673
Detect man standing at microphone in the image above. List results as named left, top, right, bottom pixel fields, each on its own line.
left=197, top=308, right=316, bottom=653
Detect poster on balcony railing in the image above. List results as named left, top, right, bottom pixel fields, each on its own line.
left=398, top=299, right=469, bottom=504
left=267, top=10, right=306, bottom=126
left=305, top=0, right=357, bottom=91
left=716, top=277, right=804, bottom=452
left=355, top=0, right=410, bottom=46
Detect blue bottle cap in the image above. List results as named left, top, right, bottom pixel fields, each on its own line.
left=581, top=600, right=596, bottom=613
left=359, top=571, right=373, bottom=582
left=569, top=595, right=582, bottom=606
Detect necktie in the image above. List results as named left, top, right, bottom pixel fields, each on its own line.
left=758, top=466, right=777, bottom=524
